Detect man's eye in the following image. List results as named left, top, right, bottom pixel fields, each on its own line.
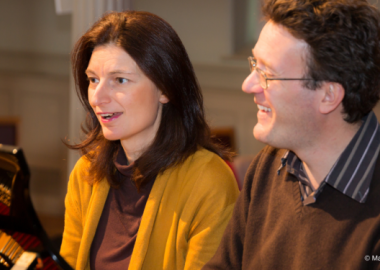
left=117, top=78, right=128, bottom=84
left=264, top=71, right=276, bottom=78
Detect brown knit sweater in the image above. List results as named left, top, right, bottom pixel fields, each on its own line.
left=203, top=146, right=380, bottom=270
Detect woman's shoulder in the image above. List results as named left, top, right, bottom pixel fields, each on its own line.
left=67, top=156, right=94, bottom=193
left=184, top=148, right=230, bottom=170
left=161, top=148, right=239, bottom=212
left=184, top=147, right=227, bottom=166
left=65, top=155, right=110, bottom=212
left=70, top=156, right=91, bottom=179
left=174, top=148, right=238, bottom=191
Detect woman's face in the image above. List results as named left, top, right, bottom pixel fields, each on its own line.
left=86, top=44, right=169, bottom=160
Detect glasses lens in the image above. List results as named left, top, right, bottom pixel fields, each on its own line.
left=258, top=70, right=267, bottom=89
left=247, top=57, right=267, bottom=89
left=248, top=58, right=254, bottom=72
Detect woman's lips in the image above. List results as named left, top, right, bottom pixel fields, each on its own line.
left=98, top=112, right=123, bottom=122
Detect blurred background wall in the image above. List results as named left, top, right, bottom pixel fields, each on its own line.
left=1, top=0, right=380, bottom=220
left=0, top=0, right=71, bottom=217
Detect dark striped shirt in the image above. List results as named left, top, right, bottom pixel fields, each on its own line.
left=277, top=111, right=380, bottom=205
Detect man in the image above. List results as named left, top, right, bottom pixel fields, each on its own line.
left=203, top=0, right=380, bottom=269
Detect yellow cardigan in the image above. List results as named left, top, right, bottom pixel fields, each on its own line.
left=60, top=148, right=239, bottom=270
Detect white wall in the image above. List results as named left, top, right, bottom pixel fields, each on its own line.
left=0, top=72, right=69, bottom=215
left=0, top=0, right=71, bottom=216
left=0, top=0, right=71, bottom=55
left=134, top=0, right=234, bottom=64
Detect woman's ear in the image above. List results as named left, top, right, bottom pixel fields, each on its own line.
left=159, top=93, right=169, bottom=104
left=319, top=82, right=345, bottom=114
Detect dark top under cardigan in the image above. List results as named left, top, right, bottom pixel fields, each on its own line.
left=90, top=148, right=154, bottom=270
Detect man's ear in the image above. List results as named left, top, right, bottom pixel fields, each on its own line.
left=319, top=82, right=345, bottom=114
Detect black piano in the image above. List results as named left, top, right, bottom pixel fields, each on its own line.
left=0, top=144, right=72, bottom=270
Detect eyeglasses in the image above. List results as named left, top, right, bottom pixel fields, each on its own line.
left=248, top=56, right=313, bottom=89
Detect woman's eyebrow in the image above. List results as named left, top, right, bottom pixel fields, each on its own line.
left=109, top=70, right=137, bottom=76
left=84, top=69, right=138, bottom=76
left=85, top=69, right=95, bottom=75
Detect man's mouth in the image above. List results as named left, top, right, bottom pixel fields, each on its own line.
left=99, top=112, right=123, bottom=120
left=257, top=104, right=272, bottom=112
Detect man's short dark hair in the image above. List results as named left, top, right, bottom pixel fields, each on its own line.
left=263, top=0, right=380, bottom=123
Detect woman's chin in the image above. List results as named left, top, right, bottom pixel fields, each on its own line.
left=102, top=132, right=121, bottom=141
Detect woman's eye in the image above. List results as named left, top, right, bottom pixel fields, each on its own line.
left=116, top=78, right=128, bottom=84
left=88, top=77, right=99, bottom=83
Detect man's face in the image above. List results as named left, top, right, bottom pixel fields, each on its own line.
left=242, top=21, right=321, bottom=151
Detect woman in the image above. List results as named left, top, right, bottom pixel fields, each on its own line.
left=60, top=11, right=239, bottom=270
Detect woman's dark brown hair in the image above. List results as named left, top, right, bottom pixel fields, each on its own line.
left=263, top=0, right=380, bottom=123
left=69, top=11, right=230, bottom=189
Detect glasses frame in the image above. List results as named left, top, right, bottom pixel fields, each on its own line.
left=248, top=56, right=313, bottom=89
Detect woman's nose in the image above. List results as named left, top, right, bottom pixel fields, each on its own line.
left=242, top=71, right=264, bottom=94
left=89, top=81, right=111, bottom=107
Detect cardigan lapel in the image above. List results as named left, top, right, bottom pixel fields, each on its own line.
left=129, top=167, right=173, bottom=270
left=77, top=179, right=110, bottom=270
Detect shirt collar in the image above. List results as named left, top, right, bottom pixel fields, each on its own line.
left=278, top=111, right=380, bottom=203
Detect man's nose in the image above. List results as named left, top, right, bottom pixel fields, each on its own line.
left=242, top=70, right=264, bottom=94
